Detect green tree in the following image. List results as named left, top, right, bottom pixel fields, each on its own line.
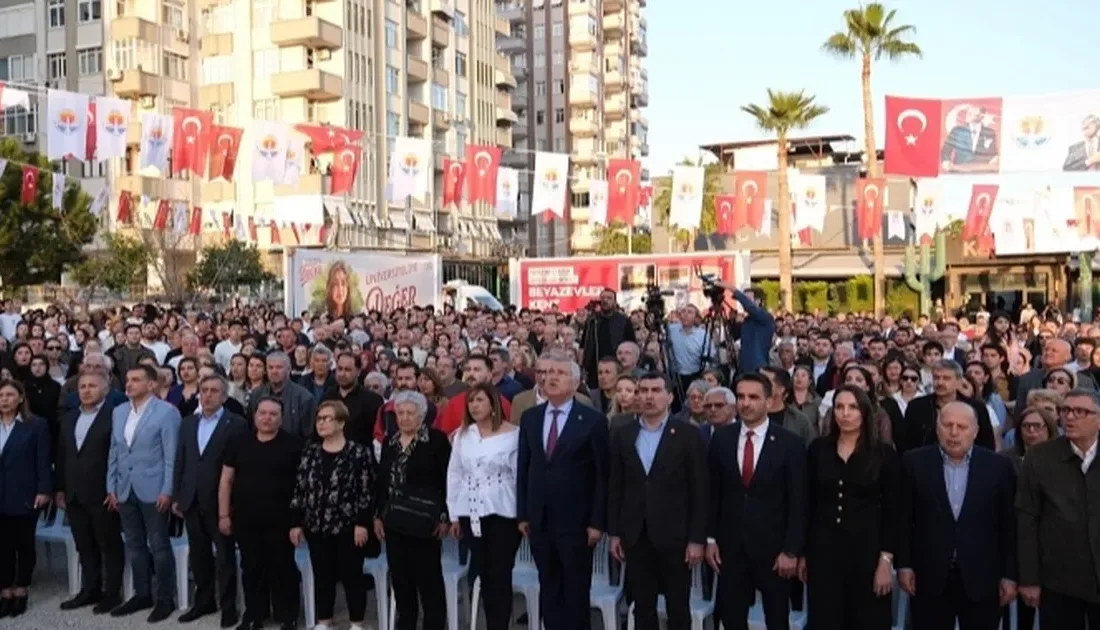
left=651, top=159, right=723, bottom=247
left=741, top=90, right=830, bottom=312
left=0, top=137, right=98, bottom=289
left=593, top=221, right=653, bottom=255
left=186, top=239, right=276, bottom=294
left=70, top=233, right=150, bottom=301
left=823, top=3, right=922, bottom=316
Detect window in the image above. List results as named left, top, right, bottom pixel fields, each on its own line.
left=455, top=92, right=466, bottom=117
left=385, top=65, right=399, bottom=94
left=512, top=54, right=525, bottom=69
left=534, top=81, right=545, bottom=96
left=0, top=6, right=34, bottom=37
left=534, top=53, right=545, bottom=68
left=252, top=98, right=279, bottom=120
left=454, top=10, right=467, bottom=36
left=551, top=21, right=562, bottom=37
left=456, top=128, right=466, bottom=156
left=48, top=0, right=64, bottom=27
left=204, top=6, right=234, bottom=33
left=2, top=104, right=38, bottom=135
left=163, top=52, right=187, bottom=80
left=251, top=0, right=275, bottom=25
left=432, top=84, right=448, bottom=110
left=551, top=51, right=562, bottom=66
left=554, top=108, right=564, bottom=123
left=455, top=53, right=467, bottom=77
left=535, top=110, right=545, bottom=124
left=385, top=20, right=399, bottom=49
left=77, top=48, right=102, bottom=76
left=2, top=55, right=34, bottom=81
left=554, top=79, right=564, bottom=94
left=78, top=0, right=101, bottom=22
left=161, top=0, right=184, bottom=28
left=252, top=49, right=279, bottom=77
left=533, top=24, right=544, bottom=39
left=201, top=56, right=232, bottom=84
left=386, top=111, right=400, bottom=137
left=536, top=139, right=547, bottom=150
left=554, top=137, right=563, bottom=152
left=47, top=53, right=67, bottom=80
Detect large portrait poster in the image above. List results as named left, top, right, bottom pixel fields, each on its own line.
left=286, top=250, right=442, bottom=317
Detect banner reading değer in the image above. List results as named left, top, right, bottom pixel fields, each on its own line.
left=286, top=250, right=442, bottom=317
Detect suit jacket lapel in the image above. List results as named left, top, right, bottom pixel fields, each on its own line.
left=532, top=404, right=548, bottom=459
left=749, top=424, right=781, bottom=488
left=622, top=419, right=646, bottom=476
left=130, top=400, right=155, bottom=447
left=80, top=406, right=113, bottom=454
left=957, top=450, right=982, bottom=521
left=648, top=420, right=675, bottom=476
left=203, top=413, right=231, bottom=458
left=929, top=448, right=954, bottom=519
left=553, top=402, right=586, bottom=456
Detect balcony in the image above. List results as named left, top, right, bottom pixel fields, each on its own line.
left=271, top=16, right=343, bottom=49
left=495, top=91, right=511, bottom=110
left=198, top=0, right=224, bottom=10
left=512, top=90, right=527, bottom=109
left=201, top=181, right=235, bottom=203
left=430, top=0, right=454, bottom=19
left=407, top=11, right=428, bottom=40
left=605, top=123, right=627, bottom=143
left=496, top=128, right=512, bottom=148
left=570, top=203, right=590, bottom=223
left=631, top=82, right=649, bottom=106
left=571, top=149, right=597, bottom=166
left=432, top=66, right=450, bottom=87
left=604, top=0, right=623, bottom=12
left=199, top=83, right=234, bottom=108
left=512, top=122, right=528, bottom=140
left=200, top=32, right=233, bottom=56
left=496, top=108, right=518, bottom=125
left=409, top=102, right=430, bottom=126
left=568, top=29, right=597, bottom=51
left=126, top=116, right=142, bottom=146
left=118, top=174, right=188, bottom=200
left=568, top=0, right=595, bottom=16
left=494, top=17, right=510, bottom=37
left=512, top=64, right=527, bottom=81
left=111, top=15, right=160, bottom=43
left=605, top=94, right=627, bottom=119
left=631, top=31, right=647, bottom=56
left=603, top=12, right=623, bottom=33
left=433, top=109, right=450, bottom=130
left=497, top=35, right=524, bottom=53
left=631, top=109, right=647, bottom=126
left=431, top=17, right=451, bottom=48
left=569, top=117, right=597, bottom=136
left=495, top=69, right=516, bottom=89
left=271, top=69, right=343, bottom=101
left=604, top=69, right=624, bottom=92
left=639, top=142, right=650, bottom=157
left=568, top=86, right=597, bottom=107
left=407, top=57, right=429, bottom=83
left=113, top=68, right=161, bottom=98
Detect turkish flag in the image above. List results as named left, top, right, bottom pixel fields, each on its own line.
left=884, top=96, right=944, bottom=177
left=117, top=191, right=133, bottom=224
left=170, top=107, right=213, bottom=177
left=640, top=184, right=654, bottom=208
left=222, top=213, right=232, bottom=240
left=442, top=158, right=465, bottom=207
left=465, top=145, right=502, bottom=205
left=798, top=227, right=813, bottom=246
left=964, top=184, right=999, bottom=240
left=290, top=224, right=301, bottom=245
left=1075, top=187, right=1100, bottom=239
left=188, top=206, right=203, bottom=235
left=714, top=195, right=736, bottom=235
left=207, top=125, right=244, bottom=181
left=331, top=145, right=361, bottom=195
left=734, top=171, right=767, bottom=230
left=607, top=158, right=641, bottom=224
left=153, top=199, right=170, bottom=230
left=20, top=165, right=37, bottom=205
left=294, top=124, right=365, bottom=154
left=856, top=177, right=886, bottom=240
left=85, top=99, right=97, bottom=161
left=248, top=217, right=258, bottom=242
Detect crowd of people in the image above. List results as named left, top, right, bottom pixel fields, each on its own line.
left=0, top=289, right=1097, bottom=630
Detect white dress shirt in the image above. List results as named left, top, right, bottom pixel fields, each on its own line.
left=1072, top=439, right=1098, bottom=474
left=543, top=398, right=574, bottom=450
left=446, top=425, right=519, bottom=537
left=124, top=399, right=149, bottom=447
left=738, top=418, right=770, bottom=471
left=0, top=415, right=20, bottom=453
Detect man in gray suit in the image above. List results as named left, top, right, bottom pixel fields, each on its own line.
left=246, top=351, right=315, bottom=439
left=107, top=364, right=182, bottom=622
left=172, top=375, right=246, bottom=627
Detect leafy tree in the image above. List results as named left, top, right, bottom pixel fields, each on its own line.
left=0, top=137, right=98, bottom=289
left=70, top=233, right=150, bottom=301
left=742, top=90, right=830, bottom=311
left=823, top=3, right=922, bottom=316
left=186, top=239, right=276, bottom=294
left=651, top=159, right=723, bottom=247
left=593, top=222, right=652, bottom=255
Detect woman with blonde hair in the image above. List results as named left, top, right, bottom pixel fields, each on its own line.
left=607, top=374, right=639, bottom=428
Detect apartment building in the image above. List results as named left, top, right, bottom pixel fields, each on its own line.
left=496, top=0, right=647, bottom=257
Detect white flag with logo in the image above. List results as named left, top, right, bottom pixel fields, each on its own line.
left=791, top=173, right=827, bottom=232
left=495, top=167, right=519, bottom=219
left=531, top=151, right=570, bottom=219
left=0, top=82, right=29, bottom=109
left=139, top=113, right=173, bottom=172
left=235, top=213, right=247, bottom=241
left=913, top=178, right=943, bottom=243
left=669, top=165, right=704, bottom=229
left=173, top=201, right=188, bottom=233
left=51, top=173, right=65, bottom=210
left=389, top=136, right=432, bottom=202
left=46, top=89, right=89, bottom=161
left=251, top=120, right=289, bottom=183
left=95, top=96, right=131, bottom=160
left=759, top=200, right=773, bottom=236
left=886, top=210, right=906, bottom=239
left=89, top=185, right=109, bottom=218
left=589, top=179, right=609, bottom=226
left=281, top=135, right=306, bottom=188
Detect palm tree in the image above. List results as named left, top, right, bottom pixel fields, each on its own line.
left=823, top=3, right=922, bottom=317
left=741, top=90, right=830, bottom=311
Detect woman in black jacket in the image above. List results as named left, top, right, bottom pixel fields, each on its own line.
left=374, top=390, right=451, bottom=630
left=290, top=400, right=378, bottom=630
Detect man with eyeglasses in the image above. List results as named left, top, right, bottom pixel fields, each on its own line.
left=699, top=387, right=735, bottom=446
left=1018, top=389, right=1100, bottom=626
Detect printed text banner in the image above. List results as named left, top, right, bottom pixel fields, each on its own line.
left=286, top=250, right=443, bottom=315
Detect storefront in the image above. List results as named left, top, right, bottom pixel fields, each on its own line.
left=943, top=234, right=1067, bottom=318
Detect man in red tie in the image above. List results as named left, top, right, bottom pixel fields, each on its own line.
left=706, top=372, right=807, bottom=630
left=516, top=351, right=609, bottom=630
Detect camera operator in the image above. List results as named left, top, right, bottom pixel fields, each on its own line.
left=667, top=304, right=716, bottom=396
left=714, top=281, right=775, bottom=374
left=580, top=289, right=635, bottom=390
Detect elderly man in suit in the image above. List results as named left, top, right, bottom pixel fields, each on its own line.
left=511, top=352, right=593, bottom=425
left=246, top=351, right=315, bottom=439
left=172, top=375, right=246, bottom=627
left=517, top=352, right=609, bottom=630
left=55, top=369, right=124, bottom=614
left=106, top=364, right=182, bottom=622
left=1063, top=114, right=1100, bottom=171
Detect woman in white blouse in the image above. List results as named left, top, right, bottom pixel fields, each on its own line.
left=445, top=383, right=520, bottom=630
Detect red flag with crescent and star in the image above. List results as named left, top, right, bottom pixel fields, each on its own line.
left=442, top=158, right=465, bottom=208
left=207, top=125, right=244, bottom=181
left=188, top=206, right=203, bottom=236
left=964, top=184, right=999, bottom=241
left=607, top=158, right=641, bottom=224
left=1074, top=187, right=1100, bottom=240
left=153, top=199, right=170, bottom=231
left=170, top=107, right=213, bottom=177
left=117, top=191, right=134, bottom=224
left=294, top=124, right=365, bottom=154
left=856, top=177, right=886, bottom=241
left=331, top=145, right=362, bottom=195
left=714, top=194, right=736, bottom=235
left=884, top=96, right=944, bottom=177
left=734, top=171, right=767, bottom=231
left=20, top=165, right=37, bottom=205
left=464, top=145, right=502, bottom=205
left=85, top=99, right=97, bottom=162
left=270, top=222, right=282, bottom=246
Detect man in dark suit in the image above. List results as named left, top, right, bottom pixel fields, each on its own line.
left=580, top=289, right=635, bottom=390
left=1062, top=114, right=1100, bottom=171
left=898, top=401, right=1017, bottom=630
left=517, top=352, right=609, bottom=630
left=172, top=375, right=246, bottom=626
left=707, top=373, right=807, bottom=630
left=797, top=337, right=838, bottom=398
left=899, top=360, right=996, bottom=454
left=608, top=371, right=706, bottom=630
left=55, top=370, right=124, bottom=613
left=940, top=105, right=999, bottom=172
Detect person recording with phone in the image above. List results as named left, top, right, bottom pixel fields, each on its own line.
left=581, top=289, right=635, bottom=390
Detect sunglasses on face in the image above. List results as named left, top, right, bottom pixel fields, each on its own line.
left=901, top=375, right=920, bottom=382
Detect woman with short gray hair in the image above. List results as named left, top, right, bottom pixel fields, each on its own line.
left=374, top=390, right=451, bottom=630
left=674, top=380, right=710, bottom=427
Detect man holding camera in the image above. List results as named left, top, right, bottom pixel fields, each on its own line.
left=581, top=289, right=635, bottom=390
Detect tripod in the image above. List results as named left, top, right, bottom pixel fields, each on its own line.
left=699, top=294, right=738, bottom=384
left=644, top=304, right=686, bottom=406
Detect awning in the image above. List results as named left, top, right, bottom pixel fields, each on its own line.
left=747, top=251, right=906, bottom=279
left=413, top=213, right=436, bottom=233
left=389, top=212, right=410, bottom=231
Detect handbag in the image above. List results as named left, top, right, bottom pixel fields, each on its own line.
left=383, top=485, right=443, bottom=539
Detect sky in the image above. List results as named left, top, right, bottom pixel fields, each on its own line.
left=645, top=0, right=1099, bottom=175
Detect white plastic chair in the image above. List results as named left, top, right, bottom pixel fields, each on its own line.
left=294, top=544, right=316, bottom=628
left=363, top=551, right=390, bottom=630
left=589, top=536, right=624, bottom=630
left=170, top=536, right=190, bottom=609
left=34, top=507, right=80, bottom=596
left=627, top=564, right=716, bottom=630
left=748, top=586, right=807, bottom=630
left=441, top=536, right=470, bottom=630
left=510, top=537, right=542, bottom=630
left=892, top=576, right=909, bottom=630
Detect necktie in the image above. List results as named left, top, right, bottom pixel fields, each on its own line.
left=547, top=408, right=561, bottom=457
left=741, top=430, right=755, bottom=488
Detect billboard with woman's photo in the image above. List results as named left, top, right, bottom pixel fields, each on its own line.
left=285, top=250, right=443, bottom=317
